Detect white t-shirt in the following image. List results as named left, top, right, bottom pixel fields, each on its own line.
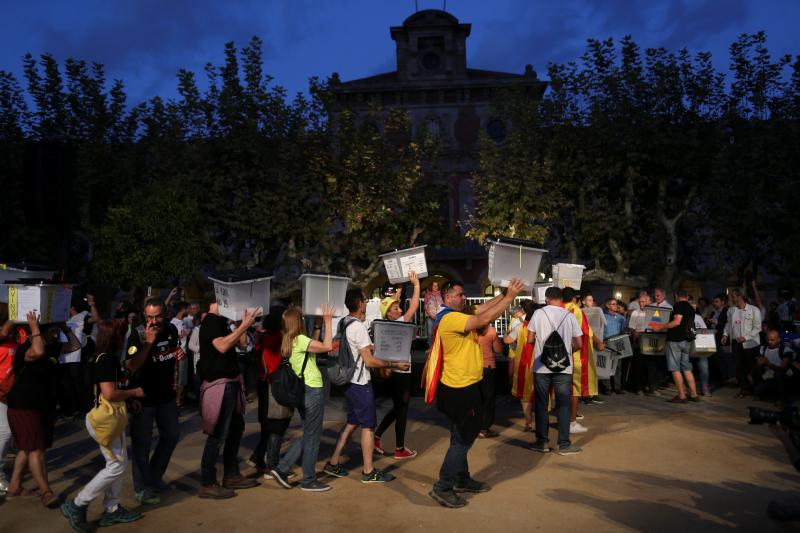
left=531, top=305, right=582, bottom=374
left=60, top=311, right=89, bottom=364
left=694, top=315, right=707, bottom=329
left=171, top=317, right=189, bottom=352
left=627, top=300, right=640, bottom=313
left=346, top=318, right=373, bottom=385
left=655, top=300, right=673, bottom=310
left=761, top=345, right=795, bottom=379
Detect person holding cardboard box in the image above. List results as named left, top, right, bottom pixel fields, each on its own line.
left=375, top=271, right=420, bottom=459
left=426, top=278, right=525, bottom=508
left=197, top=303, right=261, bottom=499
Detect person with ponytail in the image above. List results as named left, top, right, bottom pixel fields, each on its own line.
left=269, top=304, right=334, bottom=492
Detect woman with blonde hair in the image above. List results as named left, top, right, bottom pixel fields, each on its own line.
left=270, top=303, right=334, bottom=492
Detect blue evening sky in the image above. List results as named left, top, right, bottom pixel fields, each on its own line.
left=1, top=0, right=797, bottom=106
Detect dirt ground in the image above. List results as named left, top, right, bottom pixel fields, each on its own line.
left=2, top=386, right=800, bottom=533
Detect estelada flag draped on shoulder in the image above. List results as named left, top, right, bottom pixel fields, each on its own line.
left=565, top=302, right=598, bottom=397
left=511, top=321, right=535, bottom=402
left=421, top=306, right=454, bottom=404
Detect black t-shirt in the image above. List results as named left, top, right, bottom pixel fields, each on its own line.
left=198, top=313, right=240, bottom=382
left=126, top=323, right=180, bottom=407
left=91, top=352, right=126, bottom=404
left=7, top=340, right=59, bottom=411
left=667, top=301, right=696, bottom=342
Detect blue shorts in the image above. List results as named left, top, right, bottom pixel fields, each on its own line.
left=345, top=382, right=377, bottom=428
left=666, top=341, right=692, bottom=372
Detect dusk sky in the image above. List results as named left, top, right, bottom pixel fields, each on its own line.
left=2, top=0, right=798, bottom=106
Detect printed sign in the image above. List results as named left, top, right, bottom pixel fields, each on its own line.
left=373, top=321, right=415, bottom=362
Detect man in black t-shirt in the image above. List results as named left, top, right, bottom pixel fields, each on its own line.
left=197, top=302, right=261, bottom=499
left=124, top=297, right=184, bottom=505
left=652, top=289, right=699, bottom=403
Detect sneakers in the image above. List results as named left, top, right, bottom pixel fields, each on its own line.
left=570, top=421, right=588, bottom=434
left=394, top=447, right=418, bottom=459
left=263, top=470, right=296, bottom=480
left=454, top=477, right=490, bottom=493
left=688, top=396, right=701, bottom=403
left=134, top=489, right=161, bottom=505
left=374, top=437, right=386, bottom=455
left=198, top=484, right=236, bottom=499
left=270, top=468, right=293, bottom=489
left=478, top=429, right=498, bottom=439
left=558, top=444, right=583, bottom=456
left=98, top=505, right=142, bottom=527
left=668, top=396, right=687, bottom=404
left=152, top=479, right=172, bottom=493
left=361, top=469, right=395, bottom=484
left=61, top=500, right=89, bottom=533
left=300, top=479, right=332, bottom=492
left=222, top=474, right=259, bottom=490
left=323, top=462, right=349, bottom=478
left=529, top=441, right=551, bottom=453
left=429, top=488, right=467, bottom=508
left=588, top=396, right=604, bottom=404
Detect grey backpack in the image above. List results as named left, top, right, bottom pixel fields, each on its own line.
left=327, top=317, right=363, bottom=386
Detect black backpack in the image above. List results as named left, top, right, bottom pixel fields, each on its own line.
left=327, top=317, right=362, bottom=386
left=539, top=310, right=571, bottom=372
left=271, top=352, right=309, bottom=408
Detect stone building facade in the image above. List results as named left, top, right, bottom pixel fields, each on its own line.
left=331, top=9, right=547, bottom=295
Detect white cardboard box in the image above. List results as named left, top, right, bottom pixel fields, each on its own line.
left=6, top=283, right=72, bottom=323
left=379, top=246, right=428, bottom=284
left=300, top=274, right=350, bottom=316
left=208, top=272, right=272, bottom=321
left=487, top=239, right=547, bottom=288
left=372, top=320, right=416, bottom=362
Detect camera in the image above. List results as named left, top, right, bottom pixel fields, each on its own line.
left=749, top=406, right=800, bottom=429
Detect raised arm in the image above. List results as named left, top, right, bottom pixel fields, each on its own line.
left=307, top=305, right=335, bottom=353
left=212, top=307, right=262, bottom=354
left=401, top=271, right=421, bottom=323
left=465, top=279, right=524, bottom=332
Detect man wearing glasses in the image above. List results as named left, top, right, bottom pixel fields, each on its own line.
left=429, top=278, right=525, bottom=508
left=124, top=297, right=184, bottom=505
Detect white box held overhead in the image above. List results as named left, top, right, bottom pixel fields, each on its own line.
left=372, top=320, right=416, bottom=362
left=6, top=282, right=72, bottom=323
left=300, top=274, right=350, bottom=316
left=379, top=246, right=428, bottom=284
left=533, top=283, right=553, bottom=304
left=552, top=263, right=586, bottom=289
left=487, top=238, right=547, bottom=289
left=0, top=262, right=57, bottom=303
left=208, top=271, right=272, bottom=322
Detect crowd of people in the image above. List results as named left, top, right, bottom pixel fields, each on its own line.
left=0, top=276, right=798, bottom=528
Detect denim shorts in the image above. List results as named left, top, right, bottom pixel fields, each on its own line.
left=345, top=382, right=377, bottom=428
left=666, top=341, right=692, bottom=372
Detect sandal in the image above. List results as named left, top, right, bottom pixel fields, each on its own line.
left=40, top=489, right=59, bottom=508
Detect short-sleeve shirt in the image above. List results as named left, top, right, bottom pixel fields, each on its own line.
left=438, top=312, right=483, bottom=388
left=289, top=334, right=323, bottom=388
left=198, top=313, right=240, bottom=382
left=91, top=352, right=126, bottom=404
left=603, top=312, right=627, bottom=339
left=531, top=305, right=582, bottom=374
left=345, top=319, right=372, bottom=385
left=628, top=309, right=646, bottom=333
left=126, top=323, right=180, bottom=407
left=667, top=301, right=695, bottom=342
left=761, top=345, right=794, bottom=380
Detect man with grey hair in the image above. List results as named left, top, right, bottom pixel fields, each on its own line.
left=723, top=288, right=762, bottom=398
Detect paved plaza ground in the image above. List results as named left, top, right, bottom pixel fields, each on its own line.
left=2, top=383, right=800, bottom=532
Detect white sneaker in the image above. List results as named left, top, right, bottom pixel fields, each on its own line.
left=0, top=477, right=8, bottom=494
left=570, top=421, right=589, bottom=434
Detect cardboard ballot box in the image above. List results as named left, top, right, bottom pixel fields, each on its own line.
left=6, top=282, right=72, bottom=323
left=605, top=334, right=634, bottom=359
left=0, top=263, right=57, bottom=303
left=595, top=349, right=620, bottom=379
left=690, top=329, right=717, bottom=357
left=583, top=307, right=605, bottom=340
left=552, top=263, right=586, bottom=289
left=208, top=271, right=272, bottom=321
left=487, top=238, right=547, bottom=289
left=644, top=305, right=671, bottom=330
left=533, top=283, right=553, bottom=304
left=300, top=274, right=350, bottom=316
left=640, top=332, right=667, bottom=356
left=379, top=246, right=428, bottom=284
left=372, top=320, right=416, bottom=362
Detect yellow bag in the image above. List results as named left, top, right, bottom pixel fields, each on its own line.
left=87, top=354, right=128, bottom=447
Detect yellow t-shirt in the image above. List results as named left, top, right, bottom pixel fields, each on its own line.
left=438, top=312, right=483, bottom=388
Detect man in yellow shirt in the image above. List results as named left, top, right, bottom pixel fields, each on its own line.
left=429, top=278, right=524, bottom=508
